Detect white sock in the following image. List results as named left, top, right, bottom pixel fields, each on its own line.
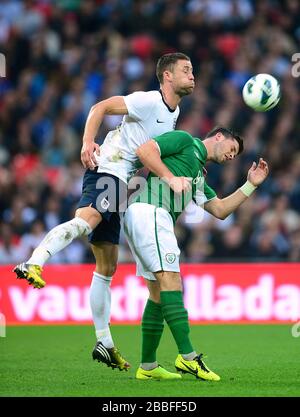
left=182, top=352, right=197, bottom=361
left=141, top=362, right=158, bottom=371
left=27, top=217, right=92, bottom=266
left=90, top=272, right=114, bottom=348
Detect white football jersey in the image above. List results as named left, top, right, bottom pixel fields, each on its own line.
left=96, top=90, right=179, bottom=183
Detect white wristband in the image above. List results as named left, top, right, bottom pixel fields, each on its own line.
left=240, top=180, right=257, bottom=197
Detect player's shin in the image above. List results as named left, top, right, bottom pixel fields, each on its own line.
left=90, top=272, right=113, bottom=347
left=140, top=299, right=164, bottom=370
left=27, top=217, right=92, bottom=266
left=91, top=272, right=130, bottom=371
left=160, top=290, right=195, bottom=355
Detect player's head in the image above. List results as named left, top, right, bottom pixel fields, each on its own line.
left=204, top=126, right=244, bottom=164
left=156, top=52, right=194, bottom=97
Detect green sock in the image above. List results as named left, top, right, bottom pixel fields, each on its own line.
left=141, top=299, right=164, bottom=363
left=160, top=291, right=194, bottom=354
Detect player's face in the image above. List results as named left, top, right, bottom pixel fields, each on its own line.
left=214, top=136, right=239, bottom=164
left=170, top=60, right=195, bottom=96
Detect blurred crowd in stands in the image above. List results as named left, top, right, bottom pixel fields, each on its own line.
left=1, top=0, right=300, bottom=264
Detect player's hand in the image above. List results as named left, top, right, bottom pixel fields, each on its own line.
left=167, top=176, right=192, bottom=193
left=247, top=158, right=269, bottom=186
left=81, top=142, right=100, bottom=169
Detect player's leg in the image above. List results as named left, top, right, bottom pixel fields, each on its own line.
left=30, top=206, right=100, bottom=265
left=13, top=168, right=103, bottom=288
left=123, top=203, right=181, bottom=380
left=88, top=207, right=130, bottom=370
left=139, top=207, right=198, bottom=370
left=13, top=206, right=100, bottom=288
left=140, top=280, right=163, bottom=369
left=90, top=241, right=118, bottom=348
left=154, top=270, right=195, bottom=357
left=154, top=270, right=220, bottom=381
left=124, top=203, right=220, bottom=381
left=90, top=240, right=130, bottom=371
left=135, top=278, right=181, bottom=380
left=123, top=203, right=166, bottom=365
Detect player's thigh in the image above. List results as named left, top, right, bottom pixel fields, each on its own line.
left=76, top=168, right=105, bottom=228
left=91, top=241, right=118, bottom=276
left=76, top=170, right=126, bottom=230
left=124, top=203, right=180, bottom=274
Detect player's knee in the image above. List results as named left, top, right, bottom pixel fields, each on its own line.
left=75, top=206, right=102, bottom=230
left=145, top=280, right=161, bottom=303
left=155, top=271, right=182, bottom=292
left=162, top=281, right=182, bottom=291
left=149, top=289, right=160, bottom=303
left=95, top=262, right=117, bottom=277
left=149, top=294, right=160, bottom=304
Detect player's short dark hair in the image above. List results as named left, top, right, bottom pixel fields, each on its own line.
left=205, top=126, right=244, bottom=155
left=156, top=52, right=191, bottom=84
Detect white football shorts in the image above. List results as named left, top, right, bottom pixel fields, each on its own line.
left=123, top=203, right=180, bottom=281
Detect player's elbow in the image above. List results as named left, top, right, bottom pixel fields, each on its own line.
left=90, top=103, right=97, bottom=112
left=212, top=208, right=227, bottom=220
left=136, top=140, right=157, bottom=160
left=135, top=146, right=148, bottom=166
left=89, top=101, right=106, bottom=116
left=135, top=146, right=144, bottom=160
left=89, top=102, right=101, bottom=116
left=216, top=211, right=228, bottom=220
left=210, top=200, right=227, bottom=220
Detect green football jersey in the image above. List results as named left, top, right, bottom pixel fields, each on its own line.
left=133, top=130, right=216, bottom=223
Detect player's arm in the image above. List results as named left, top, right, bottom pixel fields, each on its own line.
left=204, top=158, right=269, bottom=219
left=81, top=96, right=128, bottom=169
left=136, top=138, right=191, bottom=193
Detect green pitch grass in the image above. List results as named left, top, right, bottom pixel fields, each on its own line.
left=0, top=324, right=299, bottom=397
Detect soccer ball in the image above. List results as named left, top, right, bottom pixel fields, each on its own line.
left=242, top=73, right=281, bottom=112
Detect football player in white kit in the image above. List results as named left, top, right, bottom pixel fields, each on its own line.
left=14, top=53, right=195, bottom=370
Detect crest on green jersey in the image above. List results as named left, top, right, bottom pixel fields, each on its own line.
left=193, top=172, right=204, bottom=186
left=165, top=253, right=176, bottom=264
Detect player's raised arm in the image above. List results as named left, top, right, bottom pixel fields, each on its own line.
left=136, top=139, right=191, bottom=193
left=81, top=96, right=128, bottom=169
left=204, top=158, right=269, bottom=219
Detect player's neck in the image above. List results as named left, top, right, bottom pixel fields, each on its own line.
left=159, top=86, right=180, bottom=110
left=202, top=139, right=213, bottom=161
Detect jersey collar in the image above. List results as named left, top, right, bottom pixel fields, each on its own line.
left=193, top=138, right=208, bottom=162
left=159, top=90, right=176, bottom=113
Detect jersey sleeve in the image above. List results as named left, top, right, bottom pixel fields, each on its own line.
left=123, top=91, right=156, bottom=121
left=193, top=182, right=217, bottom=206
left=154, top=130, right=194, bottom=158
